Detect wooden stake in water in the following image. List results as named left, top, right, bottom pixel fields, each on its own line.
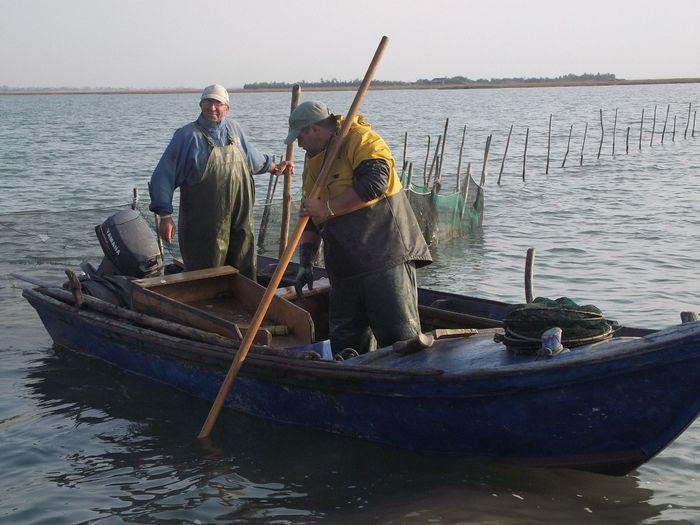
left=672, top=115, right=677, bottom=142
left=460, top=162, right=472, bottom=220
left=525, top=248, right=535, bottom=304
left=426, top=135, right=442, bottom=186
left=456, top=125, right=466, bottom=193
left=406, top=162, right=413, bottom=188
left=639, top=107, right=644, bottom=151
left=546, top=114, right=552, bottom=174
left=661, top=103, right=670, bottom=144
left=147, top=182, right=165, bottom=266
left=597, top=109, right=604, bottom=160
left=684, top=102, right=691, bottom=139
left=580, top=121, right=588, bottom=166
left=480, top=134, right=492, bottom=187
left=693, top=111, right=697, bottom=137
left=497, top=124, right=513, bottom=185
left=423, top=135, right=431, bottom=185
left=522, top=127, right=529, bottom=181
left=650, top=104, right=657, bottom=147
left=561, top=124, right=573, bottom=168
left=131, top=187, right=138, bottom=210
left=402, top=131, right=408, bottom=169
left=257, top=156, right=277, bottom=249
left=437, top=118, right=449, bottom=183
left=626, top=126, right=630, bottom=154
left=279, top=84, right=301, bottom=257
left=612, top=108, right=618, bottom=156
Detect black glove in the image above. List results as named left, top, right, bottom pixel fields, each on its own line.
left=295, top=242, right=316, bottom=300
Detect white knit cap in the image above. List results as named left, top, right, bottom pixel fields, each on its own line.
left=201, top=84, right=229, bottom=104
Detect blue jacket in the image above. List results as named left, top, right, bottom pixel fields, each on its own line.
left=149, top=114, right=271, bottom=214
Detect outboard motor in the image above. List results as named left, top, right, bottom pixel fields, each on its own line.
left=95, top=209, right=163, bottom=278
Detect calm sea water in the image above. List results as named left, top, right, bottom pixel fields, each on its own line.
left=1, top=84, right=699, bottom=524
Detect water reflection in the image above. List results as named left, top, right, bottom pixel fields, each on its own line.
left=20, top=348, right=676, bottom=524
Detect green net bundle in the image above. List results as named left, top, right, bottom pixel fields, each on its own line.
left=497, top=297, right=616, bottom=353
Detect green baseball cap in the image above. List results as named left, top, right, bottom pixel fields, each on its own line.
left=284, top=101, right=331, bottom=144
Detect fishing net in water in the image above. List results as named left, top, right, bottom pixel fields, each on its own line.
left=402, top=175, right=483, bottom=247
left=254, top=178, right=484, bottom=255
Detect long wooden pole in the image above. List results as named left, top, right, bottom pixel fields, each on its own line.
left=639, top=108, right=644, bottom=151
left=279, top=85, right=302, bottom=257
left=684, top=102, right=691, bottom=139
left=198, top=36, right=390, bottom=439
left=580, top=121, right=588, bottom=166
left=650, top=104, right=657, bottom=147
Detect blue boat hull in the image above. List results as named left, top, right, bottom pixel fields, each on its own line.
left=23, top=288, right=700, bottom=475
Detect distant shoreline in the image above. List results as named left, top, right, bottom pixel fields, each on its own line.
left=1, top=77, right=699, bottom=96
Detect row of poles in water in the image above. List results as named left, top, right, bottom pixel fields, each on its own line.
left=399, top=101, right=697, bottom=190
left=257, top=101, right=697, bottom=246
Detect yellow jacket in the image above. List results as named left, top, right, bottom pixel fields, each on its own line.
left=302, top=115, right=402, bottom=224
left=300, top=114, right=431, bottom=280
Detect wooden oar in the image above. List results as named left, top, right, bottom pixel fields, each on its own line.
left=198, top=36, right=389, bottom=439
left=279, top=84, right=301, bottom=257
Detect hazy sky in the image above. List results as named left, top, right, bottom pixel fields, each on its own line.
left=1, top=0, right=698, bottom=88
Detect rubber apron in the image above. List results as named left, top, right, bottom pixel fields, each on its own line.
left=178, top=125, right=257, bottom=279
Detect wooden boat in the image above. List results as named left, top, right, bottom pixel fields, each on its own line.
left=20, top=257, right=700, bottom=476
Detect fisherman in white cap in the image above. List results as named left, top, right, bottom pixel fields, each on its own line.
left=149, top=84, right=291, bottom=279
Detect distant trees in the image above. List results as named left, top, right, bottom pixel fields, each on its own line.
left=243, top=78, right=411, bottom=89
left=416, top=73, right=617, bottom=85
left=244, top=73, right=617, bottom=90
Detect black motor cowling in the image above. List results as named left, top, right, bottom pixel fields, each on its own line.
left=95, top=209, right=162, bottom=278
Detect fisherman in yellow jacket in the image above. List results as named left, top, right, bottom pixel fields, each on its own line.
left=285, top=101, right=432, bottom=355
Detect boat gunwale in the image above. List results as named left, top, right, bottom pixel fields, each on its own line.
left=23, top=287, right=700, bottom=388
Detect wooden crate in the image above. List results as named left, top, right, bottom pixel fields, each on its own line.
left=131, top=266, right=314, bottom=347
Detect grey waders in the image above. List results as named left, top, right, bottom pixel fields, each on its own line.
left=179, top=130, right=257, bottom=280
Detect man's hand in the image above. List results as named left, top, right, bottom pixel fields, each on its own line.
left=295, top=242, right=316, bottom=300
left=158, top=216, right=176, bottom=244
left=271, top=160, right=294, bottom=176
left=299, top=197, right=328, bottom=219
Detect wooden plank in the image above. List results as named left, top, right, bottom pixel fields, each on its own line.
left=132, top=286, right=244, bottom=340
left=131, top=266, right=315, bottom=346
left=133, top=265, right=238, bottom=288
